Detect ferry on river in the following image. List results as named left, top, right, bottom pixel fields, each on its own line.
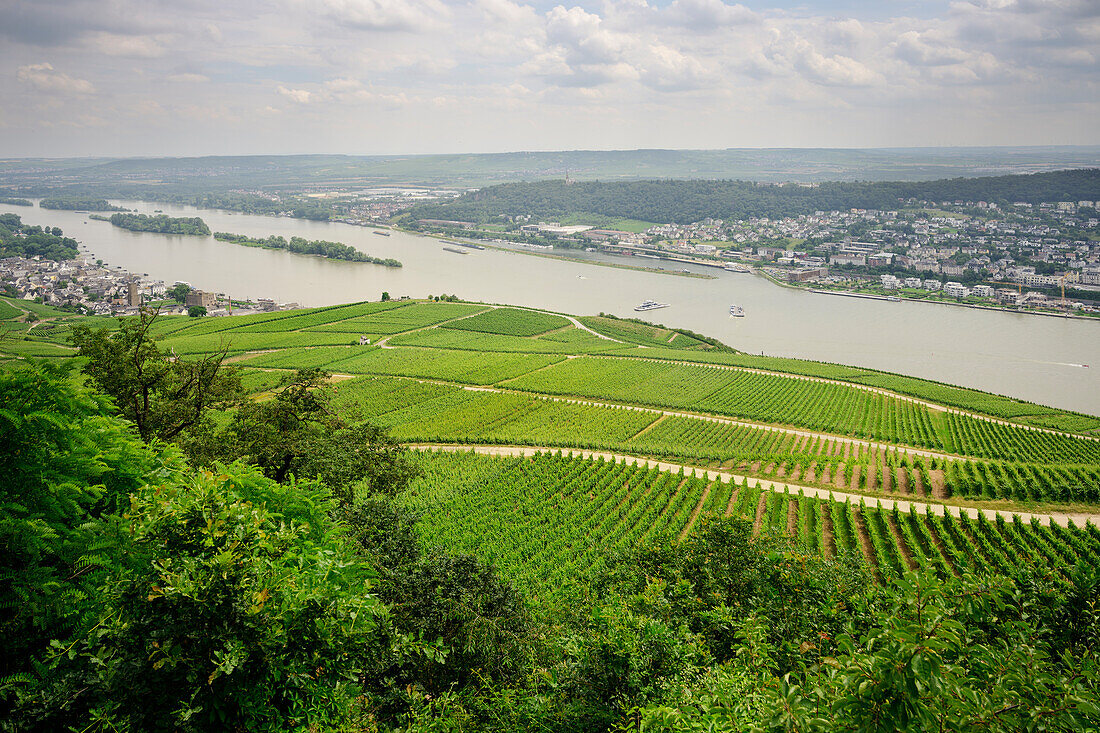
left=723, top=263, right=751, bottom=273
left=443, top=239, right=485, bottom=250
left=729, top=304, right=745, bottom=317
left=635, top=299, right=670, bottom=312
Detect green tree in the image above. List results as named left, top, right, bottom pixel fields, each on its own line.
left=210, top=368, right=417, bottom=499
left=340, top=496, right=531, bottom=719
left=187, top=305, right=207, bottom=317
left=381, top=291, right=390, bottom=301
left=167, top=282, right=191, bottom=303
left=751, top=571, right=1100, bottom=733
left=33, top=465, right=392, bottom=732
left=72, top=308, right=242, bottom=442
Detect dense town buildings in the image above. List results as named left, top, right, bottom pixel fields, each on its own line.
left=614, top=198, right=1100, bottom=314
left=0, top=254, right=297, bottom=316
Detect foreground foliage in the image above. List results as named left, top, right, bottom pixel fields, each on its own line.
left=3, top=288, right=1100, bottom=731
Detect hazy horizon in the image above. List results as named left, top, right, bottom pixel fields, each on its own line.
left=2, top=0, right=1098, bottom=158
left=6, top=143, right=1100, bottom=163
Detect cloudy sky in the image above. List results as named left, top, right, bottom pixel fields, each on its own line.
left=2, top=0, right=1097, bottom=157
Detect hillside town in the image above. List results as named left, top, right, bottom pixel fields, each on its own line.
left=532, top=198, right=1100, bottom=315
left=0, top=253, right=297, bottom=317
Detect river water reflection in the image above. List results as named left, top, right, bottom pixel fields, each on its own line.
left=5, top=199, right=1098, bottom=416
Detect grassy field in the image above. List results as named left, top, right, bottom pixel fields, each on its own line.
left=557, top=213, right=657, bottom=233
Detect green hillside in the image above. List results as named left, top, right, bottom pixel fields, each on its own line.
left=4, top=297, right=1099, bottom=731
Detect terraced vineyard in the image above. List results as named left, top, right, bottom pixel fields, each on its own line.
left=439, top=306, right=571, bottom=336
left=504, top=356, right=951, bottom=449
left=4, top=296, right=1098, bottom=512
left=388, top=327, right=635, bottom=354
left=577, top=322, right=1100, bottom=435
left=404, top=450, right=1100, bottom=597
left=326, top=376, right=1100, bottom=505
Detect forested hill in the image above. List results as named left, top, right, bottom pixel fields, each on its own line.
left=402, top=168, right=1100, bottom=224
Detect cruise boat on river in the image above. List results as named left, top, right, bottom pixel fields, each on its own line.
left=729, top=304, right=745, bottom=317
left=635, top=299, right=670, bottom=312
left=723, top=262, right=751, bottom=273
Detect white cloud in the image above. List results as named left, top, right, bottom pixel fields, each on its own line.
left=636, top=43, right=710, bottom=91
left=276, top=85, right=313, bottom=103
left=1, top=0, right=1097, bottom=154
left=545, top=6, right=624, bottom=66
left=166, top=73, right=210, bottom=83
left=16, top=63, right=95, bottom=95
left=85, top=32, right=170, bottom=58
left=665, top=0, right=757, bottom=30
left=317, top=0, right=446, bottom=32
left=793, top=47, right=881, bottom=87
left=893, top=31, right=971, bottom=67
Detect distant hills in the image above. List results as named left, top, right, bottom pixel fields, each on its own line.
left=2, top=146, right=1099, bottom=192
left=403, top=169, right=1100, bottom=225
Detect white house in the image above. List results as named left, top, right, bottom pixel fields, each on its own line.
left=944, top=282, right=970, bottom=298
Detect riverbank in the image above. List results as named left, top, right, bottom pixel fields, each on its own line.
left=753, top=268, right=1098, bottom=322
left=413, top=230, right=716, bottom=279
left=805, top=284, right=1099, bottom=321
left=4, top=198, right=1096, bottom=415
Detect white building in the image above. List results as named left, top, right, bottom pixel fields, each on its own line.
left=903, top=277, right=923, bottom=288
left=1021, top=273, right=1063, bottom=288
left=972, top=285, right=994, bottom=298
left=880, top=274, right=900, bottom=289
left=923, top=279, right=942, bottom=291
left=944, top=282, right=970, bottom=298
left=829, top=253, right=866, bottom=266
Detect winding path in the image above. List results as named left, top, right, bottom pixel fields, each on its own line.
left=410, top=444, right=1100, bottom=529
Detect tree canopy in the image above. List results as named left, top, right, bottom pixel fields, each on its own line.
left=0, top=215, right=79, bottom=260
left=108, top=213, right=210, bottom=235
left=72, top=308, right=242, bottom=442
left=404, top=169, right=1100, bottom=225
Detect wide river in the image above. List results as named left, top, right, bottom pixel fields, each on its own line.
left=6, top=200, right=1099, bottom=416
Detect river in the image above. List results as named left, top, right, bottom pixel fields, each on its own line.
left=5, top=199, right=1099, bottom=417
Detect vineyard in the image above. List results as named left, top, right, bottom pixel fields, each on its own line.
left=578, top=321, right=1100, bottom=435
left=504, top=356, right=948, bottom=448
left=388, top=327, right=636, bottom=355
left=330, top=377, right=657, bottom=448
left=577, top=315, right=715, bottom=350
left=439, top=307, right=571, bottom=336
left=5, top=296, right=1098, bottom=509
left=402, top=450, right=1100, bottom=597
left=326, top=376, right=1100, bottom=506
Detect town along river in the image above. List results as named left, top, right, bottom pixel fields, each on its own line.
left=5, top=199, right=1099, bottom=417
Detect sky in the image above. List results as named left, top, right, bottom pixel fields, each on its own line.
left=1, top=0, right=1097, bottom=157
